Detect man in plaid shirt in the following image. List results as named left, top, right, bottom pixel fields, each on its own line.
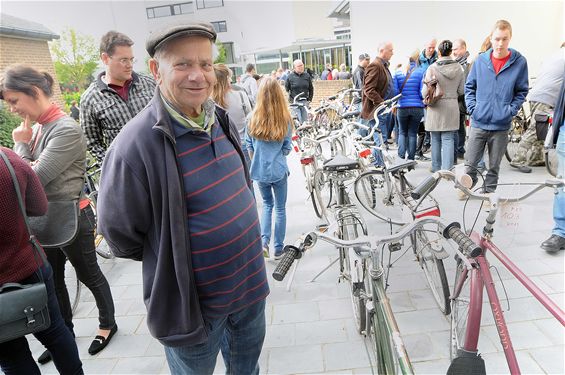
left=80, top=31, right=156, bottom=164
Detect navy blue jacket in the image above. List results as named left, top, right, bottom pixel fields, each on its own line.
left=97, top=91, right=252, bottom=347
left=465, top=48, right=529, bottom=131
left=393, top=62, right=425, bottom=108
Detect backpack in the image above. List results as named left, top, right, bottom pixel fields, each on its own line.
left=423, top=66, right=444, bottom=106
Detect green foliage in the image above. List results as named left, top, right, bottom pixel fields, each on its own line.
left=0, top=106, right=22, bottom=148
left=62, top=91, right=83, bottom=112
left=214, top=42, right=226, bottom=64
left=50, top=28, right=99, bottom=91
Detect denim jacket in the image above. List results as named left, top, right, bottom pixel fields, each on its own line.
left=244, top=124, right=292, bottom=183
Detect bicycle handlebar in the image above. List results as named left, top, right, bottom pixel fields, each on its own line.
left=411, top=170, right=564, bottom=203
left=272, top=216, right=478, bottom=280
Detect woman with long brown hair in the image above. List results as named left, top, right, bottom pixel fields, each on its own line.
left=245, top=77, right=293, bottom=259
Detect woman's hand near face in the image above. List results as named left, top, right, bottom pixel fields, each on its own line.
left=12, top=115, right=33, bottom=143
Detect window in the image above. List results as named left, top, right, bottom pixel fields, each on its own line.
left=211, top=21, right=227, bottom=33
left=196, top=0, right=224, bottom=9
left=222, top=42, right=235, bottom=64
left=146, top=2, right=194, bottom=19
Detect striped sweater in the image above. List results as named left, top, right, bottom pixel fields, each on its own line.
left=172, top=118, right=268, bottom=317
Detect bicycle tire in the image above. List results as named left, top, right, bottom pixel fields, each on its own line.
left=337, top=188, right=366, bottom=334
left=545, top=149, right=558, bottom=177
left=450, top=260, right=471, bottom=360
left=354, top=170, right=407, bottom=225
left=64, top=262, right=82, bottom=314
left=504, top=121, right=523, bottom=162
left=95, top=234, right=115, bottom=260
left=412, top=230, right=451, bottom=315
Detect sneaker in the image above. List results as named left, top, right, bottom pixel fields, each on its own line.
left=274, top=251, right=284, bottom=260
left=510, top=164, right=532, bottom=173
left=540, top=234, right=565, bottom=253
left=263, top=246, right=270, bottom=258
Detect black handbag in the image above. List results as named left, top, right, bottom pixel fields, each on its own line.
left=534, top=110, right=552, bottom=141
left=0, top=149, right=51, bottom=344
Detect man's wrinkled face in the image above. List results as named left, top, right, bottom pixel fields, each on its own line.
left=150, top=36, right=216, bottom=117
left=490, top=28, right=511, bottom=58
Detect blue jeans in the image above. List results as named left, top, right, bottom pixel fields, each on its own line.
left=258, top=176, right=288, bottom=254
left=291, top=100, right=307, bottom=124
left=0, top=265, right=83, bottom=375
left=553, top=127, right=565, bottom=237
left=430, top=131, right=456, bottom=172
left=397, top=107, right=423, bottom=160
left=164, top=299, right=266, bottom=375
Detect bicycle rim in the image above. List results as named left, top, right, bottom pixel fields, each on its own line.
left=451, top=260, right=471, bottom=360
left=545, top=150, right=558, bottom=177
left=95, top=235, right=115, bottom=260
left=339, top=215, right=367, bottom=334
left=413, top=230, right=450, bottom=314
left=505, top=124, right=522, bottom=162
left=354, top=170, right=406, bottom=225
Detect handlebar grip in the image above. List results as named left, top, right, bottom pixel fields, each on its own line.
left=272, top=245, right=300, bottom=281
left=443, top=223, right=482, bottom=258
left=411, top=175, right=437, bottom=200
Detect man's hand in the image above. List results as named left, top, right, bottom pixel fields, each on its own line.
left=12, top=115, right=33, bottom=143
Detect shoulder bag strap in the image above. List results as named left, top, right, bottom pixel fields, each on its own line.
left=399, top=66, right=414, bottom=93
left=0, top=149, right=48, bottom=269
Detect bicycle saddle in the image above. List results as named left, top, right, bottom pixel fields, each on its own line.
left=323, top=154, right=360, bottom=171
left=387, top=158, right=417, bottom=174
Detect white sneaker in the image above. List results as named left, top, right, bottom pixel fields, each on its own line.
left=263, top=246, right=270, bottom=258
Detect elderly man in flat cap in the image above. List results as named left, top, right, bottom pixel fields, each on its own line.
left=97, top=22, right=268, bottom=375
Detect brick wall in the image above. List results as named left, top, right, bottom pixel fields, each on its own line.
left=0, top=36, right=64, bottom=108
left=311, top=79, right=352, bottom=107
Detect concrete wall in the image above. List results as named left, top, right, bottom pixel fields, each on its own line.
left=350, top=1, right=564, bottom=77
left=0, top=36, right=64, bottom=108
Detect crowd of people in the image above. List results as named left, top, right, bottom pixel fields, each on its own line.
left=0, top=17, right=563, bottom=375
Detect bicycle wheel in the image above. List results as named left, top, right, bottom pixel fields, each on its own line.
left=450, top=260, right=471, bottom=360
left=354, top=170, right=407, bottom=225
left=337, top=204, right=366, bottom=334
left=64, top=261, right=81, bottom=314
left=545, top=149, right=558, bottom=177
left=505, top=120, right=524, bottom=162
left=412, top=229, right=450, bottom=314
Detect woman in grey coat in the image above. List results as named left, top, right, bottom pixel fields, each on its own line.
left=422, top=40, right=465, bottom=171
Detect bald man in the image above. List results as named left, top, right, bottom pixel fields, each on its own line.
left=285, top=59, right=314, bottom=124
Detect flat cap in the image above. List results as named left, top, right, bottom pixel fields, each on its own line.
left=146, top=21, right=217, bottom=57
left=359, top=53, right=370, bottom=60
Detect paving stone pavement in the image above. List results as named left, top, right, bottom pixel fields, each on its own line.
left=20, top=150, right=564, bottom=374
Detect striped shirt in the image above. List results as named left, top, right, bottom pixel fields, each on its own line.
left=172, top=117, right=268, bottom=317
left=80, top=71, right=156, bottom=164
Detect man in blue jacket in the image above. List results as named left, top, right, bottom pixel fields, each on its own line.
left=97, top=22, right=268, bottom=374
left=464, top=20, right=529, bottom=193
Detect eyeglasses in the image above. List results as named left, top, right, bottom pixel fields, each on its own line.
left=109, top=56, right=137, bottom=66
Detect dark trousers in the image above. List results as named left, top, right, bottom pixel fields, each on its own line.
left=46, top=205, right=115, bottom=331
left=454, top=112, right=467, bottom=157
left=0, top=265, right=84, bottom=375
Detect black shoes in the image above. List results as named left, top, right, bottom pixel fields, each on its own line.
left=88, top=324, right=118, bottom=355
left=510, top=164, right=532, bottom=173
left=541, top=235, right=565, bottom=253
left=37, top=350, right=51, bottom=364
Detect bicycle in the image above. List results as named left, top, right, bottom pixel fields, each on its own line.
left=505, top=103, right=531, bottom=162
left=353, top=96, right=451, bottom=314
left=410, top=170, right=565, bottom=374
left=273, top=216, right=480, bottom=375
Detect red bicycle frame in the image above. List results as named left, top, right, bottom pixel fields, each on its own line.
left=454, top=231, right=565, bottom=374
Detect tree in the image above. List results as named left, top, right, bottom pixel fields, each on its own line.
left=50, top=28, right=99, bottom=91
left=214, top=42, right=226, bottom=64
